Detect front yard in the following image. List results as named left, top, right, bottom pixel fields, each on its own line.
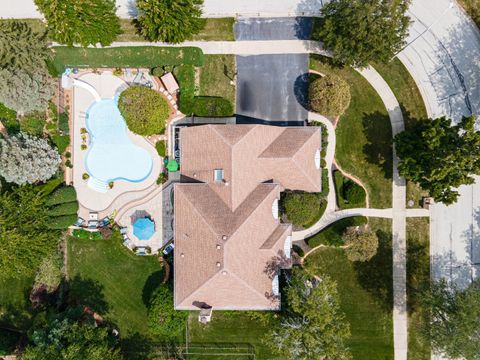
left=304, top=218, right=394, bottom=359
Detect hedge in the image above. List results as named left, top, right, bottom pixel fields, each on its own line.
left=51, top=135, right=70, bottom=153
left=59, top=112, right=69, bottom=134
left=46, top=186, right=77, bottom=206
left=281, top=191, right=326, bottom=228
left=51, top=46, right=205, bottom=75
left=47, top=201, right=79, bottom=216
left=46, top=214, right=78, bottom=229
left=333, top=170, right=366, bottom=209
left=174, top=65, right=234, bottom=117
left=156, top=140, right=166, bottom=157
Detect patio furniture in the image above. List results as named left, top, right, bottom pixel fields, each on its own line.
left=75, top=217, right=85, bottom=227
left=135, top=247, right=147, bottom=256
left=88, top=220, right=99, bottom=229
left=89, top=212, right=98, bottom=221
left=122, top=233, right=129, bottom=240
left=100, top=217, right=110, bottom=227
left=123, top=238, right=132, bottom=248
left=120, top=227, right=128, bottom=235
left=160, top=72, right=179, bottom=94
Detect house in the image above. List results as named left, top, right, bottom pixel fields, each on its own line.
left=174, top=124, right=321, bottom=310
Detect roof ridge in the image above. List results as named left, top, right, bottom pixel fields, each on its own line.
left=258, top=127, right=316, bottom=158
left=228, top=270, right=273, bottom=305
left=292, top=130, right=321, bottom=190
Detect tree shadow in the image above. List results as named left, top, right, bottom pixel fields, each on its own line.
left=293, top=73, right=310, bottom=111
left=362, top=111, right=393, bottom=180
left=67, top=275, right=109, bottom=315
left=141, top=270, right=164, bottom=307
left=293, top=17, right=314, bottom=40
left=353, top=229, right=393, bottom=311
left=120, top=332, right=155, bottom=360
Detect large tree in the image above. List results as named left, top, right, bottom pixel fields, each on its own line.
left=420, top=279, right=480, bottom=359
left=35, top=0, right=121, bottom=47
left=0, top=132, right=61, bottom=185
left=0, top=186, right=58, bottom=279
left=314, top=0, right=411, bottom=67
left=263, top=270, right=351, bottom=359
left=136, top=0, right=204, bottom=43
left=0, top=20, right=50, bottom=73
left=342, top=226, right=379, bottom=262
left=0, top=69, right=54, bottom=113
left=23, top=315, right=122, bottom=360
left=395, top=115, right=480, bottom=205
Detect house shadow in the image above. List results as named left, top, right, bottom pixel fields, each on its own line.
left=362, top=111, right=393, bottom=180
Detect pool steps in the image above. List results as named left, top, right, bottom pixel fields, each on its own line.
left=87, top=177, right=109, bottom=193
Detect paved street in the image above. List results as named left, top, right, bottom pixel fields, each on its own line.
left=236, top=54, right=308, bottom=123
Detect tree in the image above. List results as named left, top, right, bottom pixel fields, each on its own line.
left=0, top=20, right=51, bottom=73
left=0, top=132, right=61, bottom=185
left=23, top=316, right=122, bottom=360
left=0, top=69, right=54, bottom=113
left=309, top=74, right=351, bottom=116
left=342, top=226, right=379, bottom=262
left=0, top=186, right=59, bottom=279
left=420, top=279, right=480, bottom=359
left=282, top=191, right=325, bottom=228
left=395, top=115, right=480, bottom=205
left=136, top=0, right=204, bottom=43
left=314, top=0, right=411, bottom=67
left=147, top=286, right=188, bottom=337
left=263, top=269, right=351, bottom=360
left=35, top=0, right=121, bottom=47
left=118, top=86, right=170, bottom=136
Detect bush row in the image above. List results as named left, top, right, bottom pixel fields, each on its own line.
left=72, top=229, right=103, bottom=240
left=51, top=46, right=205, bottom=76
left=47, top=201, right=79, bottom=216
left=46, top=186, right=77, bottom=206
left=174, top=65, right=234, bottom=117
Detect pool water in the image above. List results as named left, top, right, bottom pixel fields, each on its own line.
left=133, top=217, right=155, bottom=240
left=85, top=99, right=153, bottom=183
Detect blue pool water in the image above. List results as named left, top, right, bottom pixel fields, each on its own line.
left=133, top=217, right=155, bottom=240
left=85, top=99, right=153, bottom=183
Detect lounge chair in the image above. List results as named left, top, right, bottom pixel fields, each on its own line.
left=120, top=227, right=128, bottom=235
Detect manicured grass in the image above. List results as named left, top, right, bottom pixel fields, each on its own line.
left=0, top=275, right=34, bottom=331
left=305, top=218, right=393, bottom=359
left=305, top=216, right=368, bottom=248
left=67, top=232, right=162, bottom=335
left=406, top=218, right=431, bottom=359
left=118, top=18, right=235, bottom=42
left=374, top=59, right=429, bottom=207
left=51, top=46, right=204, bottom=75
left=334, top=170, right=367, bottom=209
left=310, top=55, right=392, bottom=208
left=187, top=312, right=280, bottom=359
left=198, top=55, right=236, bottom=111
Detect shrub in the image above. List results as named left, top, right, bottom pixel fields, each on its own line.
left=81, top=144, right=87, bottom=150
left=151, top=67, right=165, bottom=77
left=58, top=112, right=69, bottom=134
left=343, top=227, right=379, bottom=262
left=193, top=96, right=234, bottom=117
left=65, top=159, right=72, bottom=168
left=0, top=132, right=61, bottom=185
left=281, top=192, right=325, bottom=228
left=148, top=286, right=188, bottom=337
left=157, top=172, right=167, bottom=185
left=65, top=151, right=71, bottom=158
left=155, top=140, right=166, bottom=157
left=82, top=173, right=89, bottom=180
left=46, top=214, right=78, bottom=229
left=0, top=102, right=18, bottom=133
left=33, top=252, right=62, bottom=293
left=309, top=74, right=351, bottom=117
left=51, top=135, right=70, bottom=153
left=19, top=111, right=46, bottom=136
left=118, top=86, right=170, bottom=136
left=46, top=186, right=77, bottom=206
left=108, top=181, right=114, bottom=189
left=333, top=170, right=366, bottom=209
left=47, top=201, right=78, bottom=216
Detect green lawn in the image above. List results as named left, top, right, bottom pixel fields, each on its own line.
left=67, top=232, right=162, bottom=335
left=373, top=59, right=429, bottom=207
left=51, top=46, right=204, bottom=75
left=118, top=18, right=235, bottom=42
left=198, top=55, right=236, bottom=111
left=406, top=218, right=431, bottom=359
left=305, top=216, right=368, bottom=248
left=310, top=55, right=392, bottom=208
left=305, top=218, right=393, bottom=359
left=0, top=275, right=34, bottom=331
left=187, top=312, right=280, bottom=359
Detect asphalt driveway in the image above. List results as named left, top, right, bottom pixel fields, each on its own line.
left=235, top=17, right=313, bottom=40
left=236, top=54, right=308, bottom=124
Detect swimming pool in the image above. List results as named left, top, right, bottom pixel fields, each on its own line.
left=133, top=217, right=155, bottom=240
left=85, top=99, right=153, bottom=183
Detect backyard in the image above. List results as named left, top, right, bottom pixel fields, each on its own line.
left=304, top=218, right=394, bottom=359
left=67, top=231, right=162, bottom=335
left=310, top=55, right=393, bottom=209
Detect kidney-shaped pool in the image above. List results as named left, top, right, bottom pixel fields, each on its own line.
left=85, top=99, right=153, bottom=183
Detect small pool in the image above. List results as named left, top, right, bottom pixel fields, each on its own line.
left=85, top=99, right=153, bottom=183
left=133, top=217, right=155, bottom=240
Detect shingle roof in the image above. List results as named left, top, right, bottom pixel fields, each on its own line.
left=174, top=124, right=321, bottom=310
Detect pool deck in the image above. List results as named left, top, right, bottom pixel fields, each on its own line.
left=71, top=71, right=165, bottom=253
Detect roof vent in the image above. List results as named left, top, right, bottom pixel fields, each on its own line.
left=180, top=253, right=185, bottom=258
left=216, top=244, right=221, bottom=250
left=216, top=262, right=221, bottom=267
left=222, top=270, right=227, bottom=275
left=222, top=235, right=227, bottom=241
